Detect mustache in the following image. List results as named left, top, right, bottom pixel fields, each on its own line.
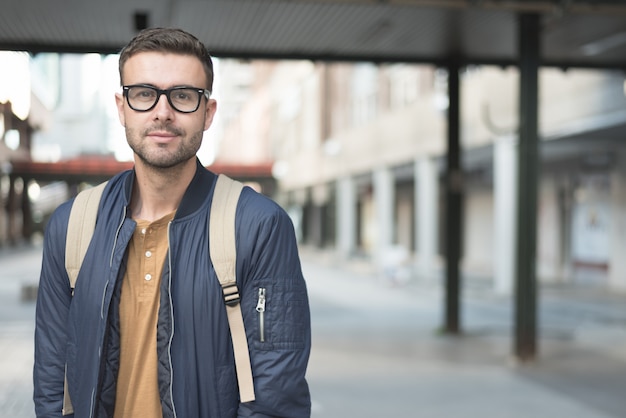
left=142, top=125, right=183, bottom=136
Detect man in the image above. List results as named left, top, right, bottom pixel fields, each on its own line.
left=34, top=27, right=311, bottom=417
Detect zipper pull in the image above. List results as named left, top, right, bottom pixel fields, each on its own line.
left=256, top=288, right=266, bottom=343
left=256, top=288, right=266, bottom=313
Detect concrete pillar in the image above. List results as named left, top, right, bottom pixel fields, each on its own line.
left=609, top=149, right=626, bottom=291
left=494, top=135, right=518, bottom=295
left=415, top=157, right=439, bottom=280
left=0, top=175, right=6, bottom=246
left=336, top=176, right=357, bottom=258
left=311, top=183, right=330, bottom=248
left=7, top=176, right=19, bottom=245
left=373, top=167, right=394, bottom=265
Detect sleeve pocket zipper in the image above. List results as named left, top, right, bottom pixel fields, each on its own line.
left=256, top=288, right=266, bottom=342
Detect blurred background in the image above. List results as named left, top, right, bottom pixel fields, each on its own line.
left=1, top=1, right=626, bottom=417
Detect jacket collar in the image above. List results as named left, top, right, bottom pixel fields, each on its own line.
left=121, top=158, right=218, bottom=220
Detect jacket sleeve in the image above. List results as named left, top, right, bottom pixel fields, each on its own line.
left=34, top=202, right=74, bottom=418
left=236, top=192, right=311, bottom=418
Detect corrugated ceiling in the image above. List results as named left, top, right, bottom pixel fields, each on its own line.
left=1, top=0, right=626, bottom=68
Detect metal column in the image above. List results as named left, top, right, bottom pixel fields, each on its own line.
left=514, top=13, right=540, bottom=361
left=444, top=62, right=462, bottom=334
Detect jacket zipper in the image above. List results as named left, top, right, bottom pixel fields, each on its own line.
left=110, top=206, right=127, bottom=268
left=166, top=221, right=178, bottom=418
left=256, top=288, right=266, bottom=342
left=88, top=388, right=95, bottom=418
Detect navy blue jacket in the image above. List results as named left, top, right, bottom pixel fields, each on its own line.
left=34, top=161, right=311, bottom=417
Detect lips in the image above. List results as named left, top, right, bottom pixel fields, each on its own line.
left=144, top=132, right=176, bottom=145
left=148, top=131, right=176, bottom=138
left=144, top=127, right=183, bottom=143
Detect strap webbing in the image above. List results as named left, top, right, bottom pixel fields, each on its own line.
left=210, top=174, right=255, bottom=403
left=65, top=181, right=107, bottom=290
left=62, top=364, right=72, bottom=415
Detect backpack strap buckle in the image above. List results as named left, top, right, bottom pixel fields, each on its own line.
left=222, top=282, right=241, bottom=307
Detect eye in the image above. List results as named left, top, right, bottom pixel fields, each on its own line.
left=130, top=87, right=157, bottom=100
left=172, top=89, right=195, bottom=102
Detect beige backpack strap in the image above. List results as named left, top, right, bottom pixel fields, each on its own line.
left=210, top=174, right=255, bottom=403
left=65, top=181, right=108, bottom=290
left=62, top=364, right=72, bottom=415
left=62, top=181, right=107, bottom=415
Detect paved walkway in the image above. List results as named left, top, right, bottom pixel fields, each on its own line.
left=0, top=243, right=38, bottom=418
left=2, top=244, right=626, bottom=417
left=304, top=251, right=626, bottom=417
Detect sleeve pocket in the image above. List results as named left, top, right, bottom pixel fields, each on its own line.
left=252, top=281, right=309, bottom=351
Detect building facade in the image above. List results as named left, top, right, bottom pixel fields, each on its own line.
left=218, top=59, right=626, bottom=293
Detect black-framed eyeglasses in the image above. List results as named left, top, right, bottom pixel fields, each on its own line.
left=123, top=84, right=211, bottom=113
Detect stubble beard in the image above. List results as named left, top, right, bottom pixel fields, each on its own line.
left=126, top=125, right=203, bottom=170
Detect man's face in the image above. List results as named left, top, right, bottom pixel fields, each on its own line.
left=115, top=52, right=217, bottom=169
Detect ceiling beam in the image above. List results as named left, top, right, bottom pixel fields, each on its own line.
left=305, top=0, right=626, bottom=15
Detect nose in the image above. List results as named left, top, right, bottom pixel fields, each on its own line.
left=152, top=92, right=175, bottom=119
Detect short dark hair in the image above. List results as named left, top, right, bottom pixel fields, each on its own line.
left=118, top=28, right=214, bottom=91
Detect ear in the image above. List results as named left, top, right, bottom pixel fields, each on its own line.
left=203, top=99, right=217, bottom=131
left=115, top=92, right=126, bottom=127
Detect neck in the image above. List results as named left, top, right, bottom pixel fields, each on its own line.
left=130, top=158, right=196, bottom=221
